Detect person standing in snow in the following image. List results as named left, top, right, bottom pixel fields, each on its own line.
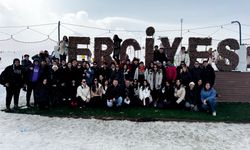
left=0, top=58, right=25, bottom=111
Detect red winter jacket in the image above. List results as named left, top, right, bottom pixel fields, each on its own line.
left=165, top=66, right=177, bottom=82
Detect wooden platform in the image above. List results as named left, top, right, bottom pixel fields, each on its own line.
left=215, top=72, right=250, bottom=102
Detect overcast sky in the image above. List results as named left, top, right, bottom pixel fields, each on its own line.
left=0, top=0, right=250, bottom=51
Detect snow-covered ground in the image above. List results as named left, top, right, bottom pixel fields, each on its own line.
left=0, top=51, right=250, bottom=150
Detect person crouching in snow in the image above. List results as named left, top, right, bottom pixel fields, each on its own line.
left=201, top=82, right=217, bottom=116
left=185, top=82, right=198, bottom=111
left=76, top=78, right=90, bottom=108
left=139, top=80, right=152, bottom=106
left=106, top=79, right=123, bottom=107
left=123, top=79, right=135, bottom=106
left=174, top=79, right=186, bottom=108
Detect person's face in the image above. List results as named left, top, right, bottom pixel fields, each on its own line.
left=143, top=81, right=147, bottom=86
left=82, top=79, right=87, bottom=85
left=181, top=48, right=185, bottom=53
left=77, top=64, right=82, bottom=68
left=150, top=63, right=154, bottom=67
left=194, top=62, right=199, bottom=68
left=94, top=79, right=98, bottom=84
left=61, top=60, right=66, bottom=66
left=166, top=81, right=170, bottom=86
left=205, top=83, right=211, bottom=90
left=124, top=64, right=127, bottom=69
left=190, top=84, right=195, bottom=90
left=159, top=48, right=164, bottom=53
left=153, top=65, right=158, bottom=71
left=139, top=63, right=144, bottom=67
left=72, top=60, right=77, bottom=67
left=176, top=80, right=181, bottom=86
left=86, top=64, right=90, bottom=68
left=43, top=79, right=47, bottom=85
left=93, top=63, right=97, bottom=68
left=115, top=65, right=119, bottom=70
left=25, top=56, right=29, bottom=60
left=99, top=75, right=103, bottom=80
left=105, top=80, right=109, bottom=85
left=14, top=60, right=20, bottom=66
left=125, top=80, right=130, bottom=87
left=113, top=80, right=118, bottom=86
left=67, top=63, right=72, bottom=68
left=198, top=80, right=202, bottom=86
left=34, top=61, right=39, bottom=66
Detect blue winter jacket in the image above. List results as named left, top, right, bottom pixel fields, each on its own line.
left=200, top=88, right=216, bottom=103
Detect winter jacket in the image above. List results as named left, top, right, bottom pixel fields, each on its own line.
left=139, top=86, right=151, bottom=100
left=179, top=71, right=192, bottom=87
left=106, top=85, right=123, bottom=100
left=161, top=85, right=175, bottom=102
left=147, top=70, right=163, bottom=90
left=174, top=86, right=186, bottom=104
left=0, top=64, right=24, bottom=88
left=190, top=67, right=202, bottom=83
left=76, top=85, right=90, bottom=101
left=90, top=83, right=103, bottom=97
left=165, top=65, right=177, bottom=82
left=185, top=88, right=197, bottom=105
left=174, top=52, right=190, bottom=67
left=201, top=64, right=215, bottom=86
left=200, top=88, right=216, bottom=103
left=134, top=67, right=148, bottom=81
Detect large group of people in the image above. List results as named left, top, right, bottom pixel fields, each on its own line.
left=0, top=35, right=217, bottom=116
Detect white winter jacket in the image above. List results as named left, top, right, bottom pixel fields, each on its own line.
left=147, top=70, right=163, bottom=90
left=139, top=86, right=151, bottom=100
left=76, top=85, right=90, bottom=102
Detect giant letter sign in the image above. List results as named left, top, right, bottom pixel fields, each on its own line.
left=188, top=38, right=211, bottom=67
left=160, top=37, right=182, bottom=62
left=120, top=39, right=141, bottom=61
left=216, top=38, right=240, bottom=71
left=68, top=37, right=91, bottom=62
left=94, top=37, right=114, bottom=66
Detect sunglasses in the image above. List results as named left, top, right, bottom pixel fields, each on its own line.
left=82, top=81, right=86, bottom=83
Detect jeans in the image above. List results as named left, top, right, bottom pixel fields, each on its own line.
left=107, top=96, right=123, bottom=107
left=202, top=99, right=216, bottom=113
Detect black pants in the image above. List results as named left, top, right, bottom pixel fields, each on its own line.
left=90, top=96, right=103, bottom=107
left=26, top=82, right=38, bottom=106
left=6, top=87, right=21, bottom=109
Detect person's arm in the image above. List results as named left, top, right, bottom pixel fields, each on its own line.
left=185, top=53, right=190, bottom=67
left=200, top=89, right=206, bottom=104
left=206, top=89, right=216, bottom=101
left=134, top=68, right=138, bottom=80
left=86, top=87, right=91, bottom=101
left=139, top=87, right=143, bottom=100
left=157, top=72, right=163, bottom=89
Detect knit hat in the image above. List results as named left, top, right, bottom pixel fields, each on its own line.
left=189, top=82, right=195, bottom=86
